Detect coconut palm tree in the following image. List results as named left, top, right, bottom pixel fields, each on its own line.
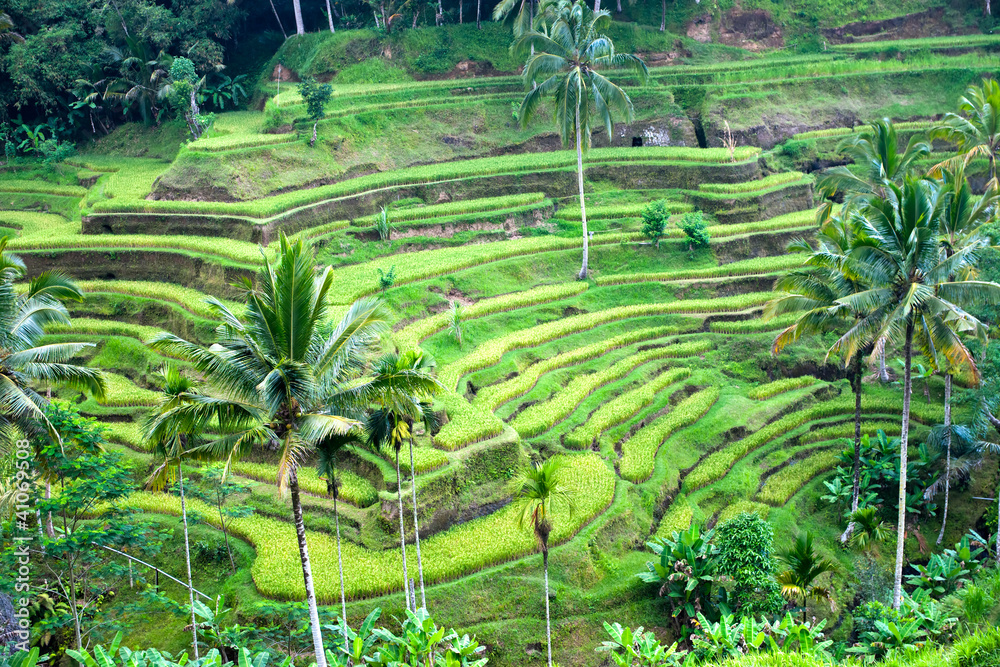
left=764, top=211, right=875, bottom=541
left=514, top=458, right=574, bottom=667
left=0, top=237, right=106, bottom=442
left=818, top=119, right=931, bottom=214
left=514, top=0, right=648, bottom=280
left=365, top=350, right=442, bottom=611
left=932, top=78, right=1000, bottom=190
left=293, top=0, right=305, bottom=34
left=926, top=165, right=997, bottom=545
left=144, top=363, right=202, bottom=659
left=831, top=177, right=1000, bottom=609
left=147, top=235, right=389, bottom=667
left=776, top=532, right=836, bottom=622
left=492, top=0, right=535, bottom=36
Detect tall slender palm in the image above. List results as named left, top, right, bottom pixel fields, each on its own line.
left=764, top=212, right=875, bottom=541
left=514, top=0, right=648, bottom=279
left=365, top=350, right=442, bottom=610
left=818, top=120, right=931, bottom=381
left=514, top=459, right=574, bottom=667
left=492, top=0, right=535, bottom=36
left=144, top=363, right=202, bottom=659
left=148, top=235, right=389, bottom=667
left=831, top=177, right=1000, bottom=609
left=0, top=237, right=106, bottom=443
left=927, top=165, right=997, bottom=545
left=931, top=78, right=1000, bottom=190
left=316, top=433, right=363, bottom=648
left=776, top=532, right=837, bottom=622
left=293, top=0, right=306, bottom=34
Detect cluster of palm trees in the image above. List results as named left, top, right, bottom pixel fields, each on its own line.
left=766, top=79, right=1000, bottom=610
left=143, top=235, right=445, bottom=666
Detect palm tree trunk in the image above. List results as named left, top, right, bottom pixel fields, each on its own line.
left=290, top=470, right=328, bottom=667
left=395, top=447, right=411, bottom=611
left=476, top=0, right=481, bottom=28
left=408, top=436, right=426, bottom=609
left=293, top=0, right=305, bottom=35
left=616, top=0, right=621, bottom=12
left=543, top=549, right=553, bottom=667
left=893, top=322, right=914, bottom=610
left=878, top=349, right=890, bottom=383
left=326, top=0, right=335, bottom=31
left=937, top=374, right=952, bottom=546
left=333, top=468, right=348, bottom=648
left=459, top=0, right=463, bottom=23
left=269, top=0, right=288, bottom=38
left=575, top=106, right=589, bottom=280
left=178, top=463, right=199, bottom=659
left=216, top=494, right=237, bottom=573
left=594, top=0, right=600, bottom=10
left=438, top=0, right=444, bottom=24
left=312, top=121, right=318, bottom=147
left=660, top=0, right=666, bottom=32
left=45, top=481, right=54, bottom=538
left=841, top=354, right=864, bottom=544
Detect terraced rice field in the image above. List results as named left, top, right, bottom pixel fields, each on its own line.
left=1, top=37, right=962, bottom=609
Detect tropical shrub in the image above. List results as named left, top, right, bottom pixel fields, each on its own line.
left=597, top=622, right=685, bottom=667
left=637, top=524, right=718, bottom=622
left=677, top=211, right=710, bottom=252
left=641, top=200, right=671, bottom=249
left=715, top=513, right=784, bottom=618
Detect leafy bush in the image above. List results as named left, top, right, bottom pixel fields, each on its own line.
left=598, top=622, right=685, bottom=667
left=677, top=211, right=710, bottom=251
left=715, top=513, right=784, bottom=618
left=905, top=534, right=987, bottom=598
left=641, top=200, right=671, bottom=249
left=637, top=524, right=718, bottom=622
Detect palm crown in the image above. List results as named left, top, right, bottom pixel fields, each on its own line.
left=514, top=458, right=574, bottom=551
left=147, top=234, right=389, bottom=486
left=931, top=78, right=1000, bottom=189
left=0, top=237, right=105, bottom=442
left=514, top=0, right=648, bottom=149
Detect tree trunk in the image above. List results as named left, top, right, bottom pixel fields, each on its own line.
left=395, top=447, right=411, bottom=611
left=438, top=0, right=444, bottom=25
left=661, top=0, right=666, bottom=32
left=333, top=468, right=348, bottom=648
left=459, top=0, right=463, bottom=23
left=381, top=2, right=388, bottom=31
left=409, top=436, right=426, bottom=609
left=878, top=349, right=890, bottom=383
left=841, top=353, right=864, bottom=543
left=575, top=106, right=589, bottom=280
left=617, top=0, right=622, bottom=12
left=45, top=481, right=54, bottom=538
left=270, top=0, right=288, bottom=39
left=217, top=495, right=237, bottom=573
left=179, top=463, right=199, bottom=659
left=543, top=548, right=553, bottom=667
left=290, top=470, right=328, bottom=667
left=477, top=0, right=481, bottom=28
left=312, top=121, right=318, bottom=147
left=594, top=0, right=601, bottom=10
left=326, top=0, right=336, bottom=31
left=937, top=374, right=952, bottom=546
left=68, top=556, right=83, bottom=650
left=293, top=0, right=305, bottom=35
left=893, top=322, right=914, bottom=610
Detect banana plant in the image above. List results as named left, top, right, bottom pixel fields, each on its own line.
left=690, top=613, right=744, bottom=661
left=597, top=622, right=685, bottom=667
left=324, top=607, right=382, bottom=666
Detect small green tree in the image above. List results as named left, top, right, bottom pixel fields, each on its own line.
left=640, top=200, right=669, bottom=249
left=377, top=265, right=396, bottom=294
left=677, top=211, right=710, bottom=254
left=447, top=300, right=463, bottom=346
left=168, top=57, right=209, bottom=140
left=715, top=512, right=784, bottom=618
left=298, top=77, right=333, bottom=147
